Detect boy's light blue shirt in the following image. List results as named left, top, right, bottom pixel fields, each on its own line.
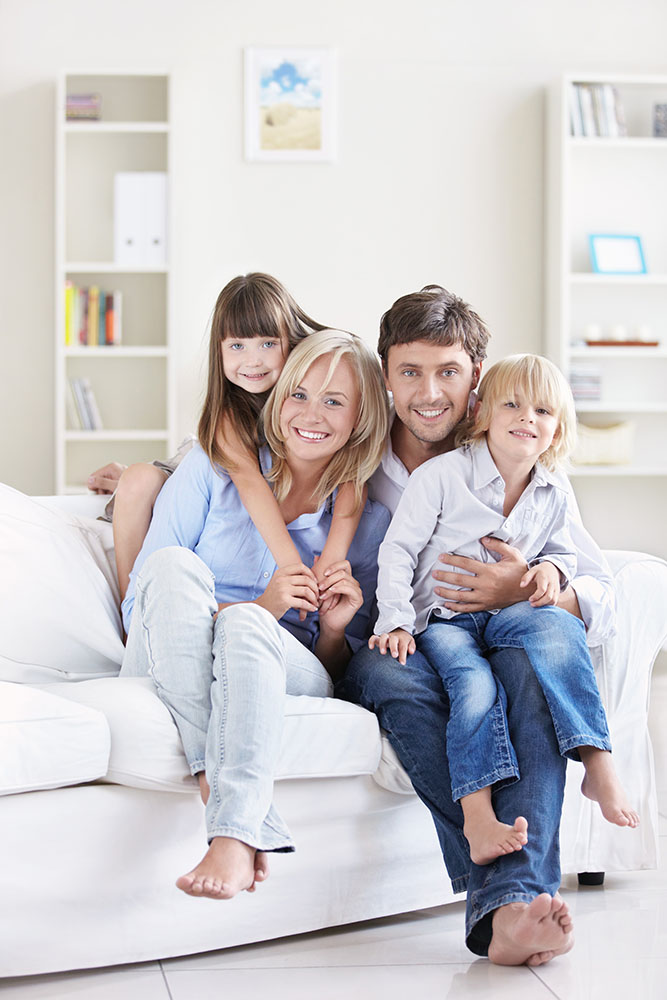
left=122, top=444, right=390, bottom=652
left=374, top=438, right=583, bottom=637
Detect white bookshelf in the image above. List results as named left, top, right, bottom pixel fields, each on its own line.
left=55, top=72, right=175, bottom=494
left=546, top=73, right=667, bottom=479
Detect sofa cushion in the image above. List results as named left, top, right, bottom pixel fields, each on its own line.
left=38, top=677, right=382, bottom=791
left=0, top=484, right=124, bottom=683
left=0, top=681, right=110, bottom=795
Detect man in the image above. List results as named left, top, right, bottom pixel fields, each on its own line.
left=336, top=284, right=615, bottom=965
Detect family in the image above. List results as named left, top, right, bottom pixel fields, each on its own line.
left=87, top=273, right=639, bottom=967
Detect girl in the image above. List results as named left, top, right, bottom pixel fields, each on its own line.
left=120, top=330, right=390, bottom=899
left=100, top=273, right=366, bottom=602
left=370, top=354, right=638, bottom=867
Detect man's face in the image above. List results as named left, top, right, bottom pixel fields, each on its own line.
left=384, top=340, right=481, bottom=446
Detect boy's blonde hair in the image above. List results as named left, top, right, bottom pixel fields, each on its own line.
left=458, top=354, right=577, bottom=470
left=263, top=330, right=389, bottom=510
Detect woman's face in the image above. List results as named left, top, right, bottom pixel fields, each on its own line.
left=280, top=354, right=360, bottom=465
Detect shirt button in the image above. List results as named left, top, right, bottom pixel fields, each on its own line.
left=263, top=572, right=269, bottom=578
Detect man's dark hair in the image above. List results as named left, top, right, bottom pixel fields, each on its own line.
left=377, top=284, right=490, bottom=369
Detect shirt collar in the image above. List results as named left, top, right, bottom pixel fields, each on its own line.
left=470, top=437, right=563, bottom=490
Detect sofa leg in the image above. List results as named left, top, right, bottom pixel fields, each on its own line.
left=577, top=871, right=605, bottom=886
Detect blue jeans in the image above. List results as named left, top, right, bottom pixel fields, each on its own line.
left=121, top=547, right=333, bottom=851
left=337, top=607, right=590, bottom=955
left=419, top=603, right=611, bottom=801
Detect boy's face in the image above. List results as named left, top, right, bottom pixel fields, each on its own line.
left=384, top=340, right=481, bottom=446
left=486, top=393, right=559, bottom=469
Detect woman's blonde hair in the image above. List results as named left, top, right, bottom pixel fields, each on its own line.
left=198, top=273, right=328, bottom=471
left=263, top=330, right=389, bottom=511
left=458, top=353, right=577, bottom=470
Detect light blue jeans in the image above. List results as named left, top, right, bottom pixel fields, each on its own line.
left=418, top=602, right=611, bottom=801
left=121, top=547, right=333, bottom=851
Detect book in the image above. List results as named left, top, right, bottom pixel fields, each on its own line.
left=64, top=282, right=124, bottom=346
left=65, top=93, right=101, bottom=121
left=80, top=377, right=103, bottom=430
left=65, top=379, right=82, bottom=429
left=69, top=377, right=93, bottom=429
left=64, top=281, right=74, bottom=346
left=87, top=286, right=99, bottom=347
left=577, top=84, right=597, bottom=137
left=568, top=84, right=583, bottom=137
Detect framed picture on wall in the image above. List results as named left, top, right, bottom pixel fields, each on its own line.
left=244, top=47, right=336, bottom=162
left=588, top=234, right=647, bottom=275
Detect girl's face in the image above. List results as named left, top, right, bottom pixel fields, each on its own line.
left=486, top=390, right=559, bottom=469
left=280, top=354, right=360, bottom=466
left=221, top=334, right=287, bottom=394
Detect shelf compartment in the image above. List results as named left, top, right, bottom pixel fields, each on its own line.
left=65, top=355, right=168, bottom=432
left=64, top=437, right=172, bottom=494
left=63, top=271, right=168, bottom=348
left=64, top=74, right=168, bottom=124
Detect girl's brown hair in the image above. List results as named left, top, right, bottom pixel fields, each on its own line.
left=198, top=273, right=327, bottom=470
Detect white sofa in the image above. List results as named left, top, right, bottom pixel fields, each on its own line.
left=1, top=484, right=666, bottom=978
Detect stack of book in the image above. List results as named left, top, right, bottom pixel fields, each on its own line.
left=65, top=93, right=101, bottom=121
left=569, top=83, right=627, bottom=138
left=67, top=377, right=103, bottom=430
left=64, top=282, right=122, bottom=346
left=569, top=365, right=602, bottom=403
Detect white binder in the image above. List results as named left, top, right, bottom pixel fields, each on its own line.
left=114, top=172, right=167, bottom=266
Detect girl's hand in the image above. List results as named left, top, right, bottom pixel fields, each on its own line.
left=368, top=628, right=416, bottom=666
left=313, top=555, right=341, bottom=615
left=255, top=563, right=319, bottom=621
left=521, top=561, right=561, bottom=607
left=317, top=560, right=363, bottom=636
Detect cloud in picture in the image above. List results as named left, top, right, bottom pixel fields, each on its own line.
left=259, top=57, right=323, bottom=108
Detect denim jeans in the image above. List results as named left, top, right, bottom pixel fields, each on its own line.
left=419, top=603, right=611, bottom=802
left=417, top=617, right=518, bottom=801
left=121, top=547, right=333, bottom=851
left=337, top=606, right=591, bottom=955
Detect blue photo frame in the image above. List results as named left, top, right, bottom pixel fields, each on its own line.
left=588, top=234, right=647, bottom=275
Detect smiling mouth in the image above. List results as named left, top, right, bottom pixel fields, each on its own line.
left=294, top=428, right=329, bottom=441
left=242, top=371, right=270, bottom=380
left=414, top=406, right=448, bottom=419
left=509, top=430, right=537, bottom=439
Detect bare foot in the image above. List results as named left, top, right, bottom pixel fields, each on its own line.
left=489, top=892, right=574, bottom=966
left=580, top=749, right=640, bottom=828
left=246, top=852, right=271, bottom=894
left=176, top=837, right=257, bottom=899
left=464, top=815, right=528, bottom=866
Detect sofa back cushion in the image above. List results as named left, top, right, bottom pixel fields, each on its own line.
left=0, top=484, right=124, bottom=683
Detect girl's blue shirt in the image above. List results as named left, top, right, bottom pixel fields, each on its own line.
left=122, top=443, right=390, bottom=652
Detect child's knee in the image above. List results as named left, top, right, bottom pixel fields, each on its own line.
left=116, top=463, right=168, bottom=505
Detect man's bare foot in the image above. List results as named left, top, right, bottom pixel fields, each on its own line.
left=488, top=892, right=574, bottom=966
left=580, top=749, right=640, bottom=827
left=464, top=815, right=528, bottom=866
left=246, top=852, right=271, bottom=894
left=176, top=837, right=257, bottom=899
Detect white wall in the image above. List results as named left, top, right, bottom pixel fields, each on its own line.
left=1, top=0, right=666, bottom=555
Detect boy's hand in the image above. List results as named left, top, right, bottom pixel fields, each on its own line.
left=521, top=561, right=561, bottom=607
left=315, top=556, right=342, bottom=614
left=87, top=461, right=127, bottom=494
left=368, top=628, right=416, bottom=666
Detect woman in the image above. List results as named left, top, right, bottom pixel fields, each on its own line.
left=120, top=330, right=390, bottom=900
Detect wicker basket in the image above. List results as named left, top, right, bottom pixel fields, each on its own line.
left=571, top=421, right=635, bottom=466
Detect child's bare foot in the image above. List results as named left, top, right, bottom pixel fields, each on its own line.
left=489, top=892, right=574, bottom=966
left=176, top=837, right=257, bottom=899
left=464, top=815, right=528, bottom=866
left=246, top=852, right=270, bottom=893
left=580, top=749, right=639, bottom=827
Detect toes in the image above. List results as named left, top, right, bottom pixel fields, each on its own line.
left=526, top=950, right=555, bottom=966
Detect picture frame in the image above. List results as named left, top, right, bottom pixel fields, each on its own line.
left=588, top=234, right=647, bottom=275
left=244, top=47, right=336, bottom=163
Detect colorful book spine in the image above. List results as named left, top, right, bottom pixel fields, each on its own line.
left=87, top=286, right=99, bottom=346
left=64, top=282, right=124, bottom=346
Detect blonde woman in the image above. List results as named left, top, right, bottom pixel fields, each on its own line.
left=371, top=354, right=638, bottom=868
left=120, top=330, right=390, bottom=900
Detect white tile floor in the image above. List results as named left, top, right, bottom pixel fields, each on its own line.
left=2, top=834, right=665, bottom=999
left=4, top=661, right=667, bottom=1000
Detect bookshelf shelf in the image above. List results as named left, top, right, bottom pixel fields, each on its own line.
left=547, top=73, right=667, bottom=483
left=55, top=72, right=174, bottom=494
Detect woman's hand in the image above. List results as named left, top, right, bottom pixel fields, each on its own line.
left=368, top=628, right=416, bottom=666
left=317, top=560, right=363, bottom=636
left=254, top=563, right=319, bottom=621
left=521, top=561, right=561, bottom=607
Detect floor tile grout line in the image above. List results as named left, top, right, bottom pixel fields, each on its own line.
left=159, top=962, right=176, bottom=1000
left=528, top=965, right=562, bottom=999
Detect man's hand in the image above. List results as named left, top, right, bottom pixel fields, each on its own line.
left=87, top=462, right=127, bottom=494
left=521, top=561, right=561, bottom=607
left=431, top=537, right=529, bottom=613
left=368, top=628, right=416, bottom=666
left=255, top=563, right=319, bottom=621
